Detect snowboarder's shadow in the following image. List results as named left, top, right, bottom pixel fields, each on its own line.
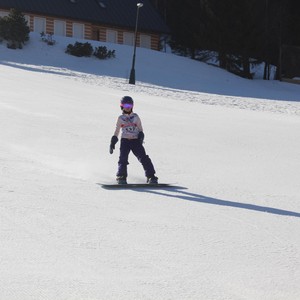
left=138, top=186, right=300, bottom=218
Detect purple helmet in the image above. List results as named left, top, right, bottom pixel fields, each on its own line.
left=120, top=96, right=134, bottom=110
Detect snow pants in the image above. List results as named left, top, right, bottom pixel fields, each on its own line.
left=117, top=138, right=156, bottom=178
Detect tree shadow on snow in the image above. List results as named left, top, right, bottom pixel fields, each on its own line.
left=1, top=61, right=76, bottom=77
left=138, top=187, right=300, bottom=218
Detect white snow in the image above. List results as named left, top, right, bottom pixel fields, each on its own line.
left=1, top=33, right=300, bottom=300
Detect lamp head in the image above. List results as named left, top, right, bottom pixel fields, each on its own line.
left=137, top=3, right=143, bottom=8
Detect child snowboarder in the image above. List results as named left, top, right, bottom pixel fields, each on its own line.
left=109, top=96, right=158, bottom=184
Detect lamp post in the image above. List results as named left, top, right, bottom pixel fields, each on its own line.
left=129, top=2, right=143, bottom=85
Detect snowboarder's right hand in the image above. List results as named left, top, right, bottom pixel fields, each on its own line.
left=109, top=135, right=118, bottom=154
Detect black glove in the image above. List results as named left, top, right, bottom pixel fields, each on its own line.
left=138, top=131, right=144, bottom=144
left=109, top=136, right=118, bottom=154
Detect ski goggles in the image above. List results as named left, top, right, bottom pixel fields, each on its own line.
left=121, top=103, right=133, bottom=109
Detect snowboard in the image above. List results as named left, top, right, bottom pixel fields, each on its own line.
left=99, top=183, right=174, bottom=189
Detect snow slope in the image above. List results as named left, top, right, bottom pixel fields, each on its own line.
left=1, top=34, right=300, bottom=300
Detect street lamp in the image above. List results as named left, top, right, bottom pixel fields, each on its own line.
left=129, top=2, right=144, bottom=85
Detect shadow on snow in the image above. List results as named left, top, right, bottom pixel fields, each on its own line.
left=137, top=186, right=300, bottom=218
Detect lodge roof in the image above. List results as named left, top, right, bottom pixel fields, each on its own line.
left=0, top=0, right=169, bottom=34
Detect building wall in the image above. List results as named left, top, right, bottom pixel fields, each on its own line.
left=90, top=25, right=159, bottom=49
left=0, top=9, right=160, bottom=50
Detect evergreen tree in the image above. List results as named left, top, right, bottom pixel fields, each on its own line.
left=289, top=0, right=300, bottom=46
left=208, top=0, right=264, bottom=78
left=233, top=0, right=265, bottom=78
left=0, top=17, right=10, bottom=41
left=151, top=0, right=300, bottom=79
left=5, top=9, right=30, bottom=49
left=167, top=0, right=213, bottom=58
left=149, top=0, right=168, bottom=22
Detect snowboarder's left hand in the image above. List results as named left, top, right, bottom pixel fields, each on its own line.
left=138, top=131, right=144, bottom=144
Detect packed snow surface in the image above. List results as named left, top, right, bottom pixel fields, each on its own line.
left=1, top=34, right=300, bottom=299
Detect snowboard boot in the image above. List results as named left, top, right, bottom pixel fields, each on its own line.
left=116, top=175, right=127, bottom=184
left=147, top=176, right=158, bottom=184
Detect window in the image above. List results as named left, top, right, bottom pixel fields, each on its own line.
left=54, top=20, right=66, bottom=36
left=34, top=17, right=46, bottom=33
left=0, top=11, right=9, bottom=17
left=73, top=23, right=84, bottom=39
left=123, top=32, right=134, bottom=46
left=140, top=34, right=151, bottom=49
left=106, top=30, right=117, bottom=43
left=24, top=15, right=30, bottom=26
